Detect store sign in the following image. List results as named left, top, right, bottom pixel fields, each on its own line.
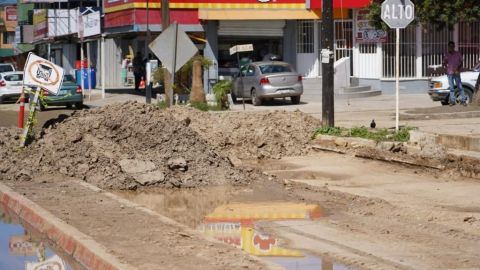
left=9, top=235, right=36, bottom=256
left=48, top=9, right=78, bottom=37
left=33, top=9, right=47, bottom=41
left=23, top=53, right=65, bottom=95
left=355, top=9, right=387, bottom=43
left=229, top=44, right=253, bottom=55
left=80, top=8, right=101, bottom=38
left=5, top=6, right=17, bottom=21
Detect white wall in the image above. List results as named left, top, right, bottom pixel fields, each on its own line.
left=334, top=57, right=351, bottom=90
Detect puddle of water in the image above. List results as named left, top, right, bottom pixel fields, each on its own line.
left=0, top=206, right=85, bottom=270
left=116, top=187, right=355, bottom=270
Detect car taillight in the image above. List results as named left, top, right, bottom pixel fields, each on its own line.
left=298, top=75, right=303, bottom=81
left=0, top=80, right=5, bottom=87
left=43, top=90, right=49, bottom=96
left=260, top=77, right=270, bottom=85
left=76, top=86, right=82, bottom=94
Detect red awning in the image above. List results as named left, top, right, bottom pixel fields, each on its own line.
left=311, top=0, right=371, bottom=9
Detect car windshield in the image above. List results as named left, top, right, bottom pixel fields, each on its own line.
left=0, top=65, right=14, bottom=73
left=3, top=74, right=22, bottom=81
left=259, top=64, right=292, bottom=74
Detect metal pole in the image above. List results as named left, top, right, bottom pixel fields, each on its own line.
left=161, top=0, right=172, bottom=106
left=171, top=22, right=178, bottom=107
left=321, top=0, right=334, bottom=127
left=395, top=28, right=400, bottom=132
left=87, top=42, right=92, bottom=100
left=80, top=42, right=85, bottom=96
left=145, top=0, right=150, bottom=53
left=101, top=36, right=105, bottom=99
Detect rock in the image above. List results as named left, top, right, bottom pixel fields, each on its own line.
left=134, top=170, right=166, bottom=186
left=334, top=137, right=348, bottom=147
left=167, top=157, right=188, bottom=172
left=228, top=155, right=242, bottom=167
left=15, top=169, right=32, bottom=181
left=119, top=159, right=156, bottom=174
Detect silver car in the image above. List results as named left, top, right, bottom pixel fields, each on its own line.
left=0, top=71, right=24, bottom=103
left=231, top=61, right=303, bottom=106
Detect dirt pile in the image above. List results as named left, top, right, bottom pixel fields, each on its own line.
left=172, top=108, right=321, bottom=160
left=0, top=102, right=265, bottom=190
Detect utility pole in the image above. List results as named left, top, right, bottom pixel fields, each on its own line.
left=321, top=0, right=334, bottom=127
left=161, top=0, right=173, bottom=107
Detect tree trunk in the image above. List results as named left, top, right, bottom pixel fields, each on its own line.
left=190, top=59, right=206, bottom=103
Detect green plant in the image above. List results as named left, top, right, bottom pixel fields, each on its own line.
left=190, top=102, right=210, bottom=111
left=313, top=126, right=343, bottom=138
left=157, top=100, right=168, bottom=109
left=212, top=80, right=233, bottom=110
left=392, top=127, right=413, bottom=142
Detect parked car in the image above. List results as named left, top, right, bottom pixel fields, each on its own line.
left=29, top=74, right=83, bottom=111
left=0, top=71, right=24, bottom=103
left=0, top=63, right=15, bottom=74
left=428, top=62, right=480, bottom=105
left=231, top=61, right=303, bottom=106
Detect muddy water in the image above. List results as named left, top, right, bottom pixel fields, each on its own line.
left=0, top=206, right=85, bottom=270
left=116, top=186, right=355, bottom=270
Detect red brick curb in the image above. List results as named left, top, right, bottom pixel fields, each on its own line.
left=0, top=183, right=137, bottom=270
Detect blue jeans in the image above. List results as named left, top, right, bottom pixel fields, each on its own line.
left=447, top=74, right=465, bottom=104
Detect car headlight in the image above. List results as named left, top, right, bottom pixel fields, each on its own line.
left=433, top=81, right=443, bottom=88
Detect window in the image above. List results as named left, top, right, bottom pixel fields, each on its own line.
left=297, top=20, right=314, bottom=53
left=3, top=32, right=15, bottom=44
left=4, top=74, right=22, bottom=81
left=0, top=65, right=14, bottom=73
left=259, top=65, right=292, bottom=74
left=246, top=66, right=255, bottom=76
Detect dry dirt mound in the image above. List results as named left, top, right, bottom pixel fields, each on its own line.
left=0, top=102, right=265, bottom=190
left=171, top=107, right=321, bottom=160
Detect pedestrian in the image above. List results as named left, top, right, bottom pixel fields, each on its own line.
left=133, top=51, right=144, bottom=91
left=443, top=41, right=467, bottom=106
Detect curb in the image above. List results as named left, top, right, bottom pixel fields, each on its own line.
left=0, top=182, right=138, bottom=270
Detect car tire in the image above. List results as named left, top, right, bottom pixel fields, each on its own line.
left=36, top=102, right=44, bottom=112
left=459, top=88, right=473, bottom=104
left=231, top=91, right=237, bottom=104
left=66, top=103, right=72, bottom=109
left=291, top=96, right=301, bottom=105
left=441, top=99, right=449, bottom=106
left=251, top=89, right=262, bottom=106
left=75, top=102, right=83, bottom=110
left=0, top=96, right=3, bottom=104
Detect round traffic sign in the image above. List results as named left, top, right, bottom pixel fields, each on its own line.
left=381, top=0, right=415, bottom=29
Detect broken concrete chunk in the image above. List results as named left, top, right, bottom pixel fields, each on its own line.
left=119, top=159, right=156, bottom=174
left=134, top=170, right=166, bottom=186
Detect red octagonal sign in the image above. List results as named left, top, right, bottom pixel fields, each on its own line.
left=381, top=0, right=415, bottom=29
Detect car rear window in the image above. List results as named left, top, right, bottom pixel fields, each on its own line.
left=259, top=65, right=292, bottom=74
left=4, top=74, right=22, bottom=81
left=0, top=65, right=14, bottom=73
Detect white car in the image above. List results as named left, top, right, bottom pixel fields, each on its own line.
left=0, top=72, right=24, bottom=103
left=428, top=63, right=479, bottom=105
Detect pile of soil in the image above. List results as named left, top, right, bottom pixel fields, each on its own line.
left=0, top=102, right=271, bottom=190
left=172, top=107, right=321, bottom=160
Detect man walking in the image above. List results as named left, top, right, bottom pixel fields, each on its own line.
left=443, top=41, right=466, bottom=106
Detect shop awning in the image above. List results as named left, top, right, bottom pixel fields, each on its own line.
left=0, top=48, right=15, bottom=58
left=199, top=8, right=348, bottom=20
left=311, top=0, right=371, bottom=9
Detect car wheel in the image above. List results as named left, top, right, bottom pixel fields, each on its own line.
left=75, top=102, right=83, bottom=110
left=231, top=90, right=237, bottom=104
left=0, top=96, right=3, bottom=104
left=291, top=96, right=301, bottom=105
left=251, top=89, right=262, bottom=106
left=458, top=88, right=473, bottom=104
left=66, top=103, right=72, bottom=109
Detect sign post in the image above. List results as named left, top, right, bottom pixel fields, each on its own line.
left=20, top=53, right=64, bottom=147
left=381, top=0, right=415, bottom=132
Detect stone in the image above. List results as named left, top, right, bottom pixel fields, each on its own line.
left=134, top=170, right=166, bottom=186
left=167, top=157, right=188, bottom=172
left=119, top=159, right=156, bottom=174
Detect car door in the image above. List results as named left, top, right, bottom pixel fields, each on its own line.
left=242, top=65, right=256, bottom=97
left=233, top=66, right=246, bottom=98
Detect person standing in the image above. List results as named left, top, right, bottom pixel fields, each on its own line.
left=443, top=41, right=467, bottom=106
left=133, top=51, right=144, bottom=91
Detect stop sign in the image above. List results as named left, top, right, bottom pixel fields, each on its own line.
left=381, top=0, right=415, bottom=29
